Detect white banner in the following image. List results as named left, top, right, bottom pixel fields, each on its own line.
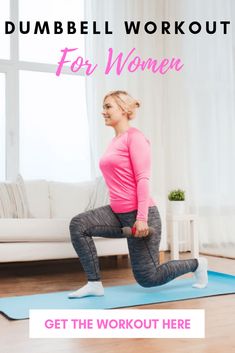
left=29, top=309, right=205, bottom=338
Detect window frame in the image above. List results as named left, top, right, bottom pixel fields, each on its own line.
left=0, top=0, right=88, bottom=181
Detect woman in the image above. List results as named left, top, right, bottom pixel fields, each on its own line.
left=68, top=90, right=208, bottom=298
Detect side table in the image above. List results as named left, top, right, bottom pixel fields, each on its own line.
left=166, top=213, right=199, bottom=260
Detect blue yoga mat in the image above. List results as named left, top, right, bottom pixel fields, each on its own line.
left=0, top=270, right=234, bottom=320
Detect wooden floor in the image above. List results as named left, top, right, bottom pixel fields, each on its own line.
left=0, top=252, right=234, bottom=353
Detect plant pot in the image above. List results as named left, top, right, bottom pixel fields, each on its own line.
left=168, top=201, right=186, bottom=215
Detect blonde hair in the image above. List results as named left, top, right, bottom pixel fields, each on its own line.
left=104, top=90, right=140, bottom=120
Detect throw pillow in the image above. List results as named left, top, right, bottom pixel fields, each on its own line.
left=0, top=174, right=30, bottom=218
left=0, top=183, right=14, bottom=217
left=16, top=174, right=31, bottom=217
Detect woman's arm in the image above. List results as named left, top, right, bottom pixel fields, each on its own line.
left=128, top=130, right=151, bottom=223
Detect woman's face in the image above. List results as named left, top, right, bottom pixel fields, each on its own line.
left=102, top=96, right=127, bottom=127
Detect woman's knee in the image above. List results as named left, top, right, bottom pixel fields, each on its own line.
left=134, top=272, right=165, bottom=288
left=69, top=214, right=83, bottom=237
left=135, top=276, right=154, bottom=288
left=133, top=272, right=155, bottom=288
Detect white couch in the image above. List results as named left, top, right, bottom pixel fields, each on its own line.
left=0, top=178, right=167, bottom=263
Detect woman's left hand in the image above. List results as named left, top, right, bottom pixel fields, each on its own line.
left=132, top=220, right=149, bottom=237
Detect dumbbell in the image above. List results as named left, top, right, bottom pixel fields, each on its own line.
left=121, top=226, right=154, bottom=237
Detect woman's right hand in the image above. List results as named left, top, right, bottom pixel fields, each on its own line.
left=132, top=220, right=149, bottom=237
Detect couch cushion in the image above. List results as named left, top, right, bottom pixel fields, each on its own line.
left=49, top=181, right=95, bottom=218
left=0, top=219, right=70, bottom=242
left=0, top=238, right=130, bottom=262
left=24, top=180, right=50, bottom=218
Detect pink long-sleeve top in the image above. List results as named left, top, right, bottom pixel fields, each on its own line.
left=99, top=127, right=156, bottom=222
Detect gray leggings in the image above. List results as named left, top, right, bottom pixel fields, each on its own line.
left=69, top=205, right=198, bottom=287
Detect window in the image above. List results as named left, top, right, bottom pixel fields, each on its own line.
left=0, top=0, right=90, bottom=182
left=19, top=71, right=90, bottom=181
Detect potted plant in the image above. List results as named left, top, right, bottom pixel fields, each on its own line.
left=168, top=189, right=186, bottom=214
